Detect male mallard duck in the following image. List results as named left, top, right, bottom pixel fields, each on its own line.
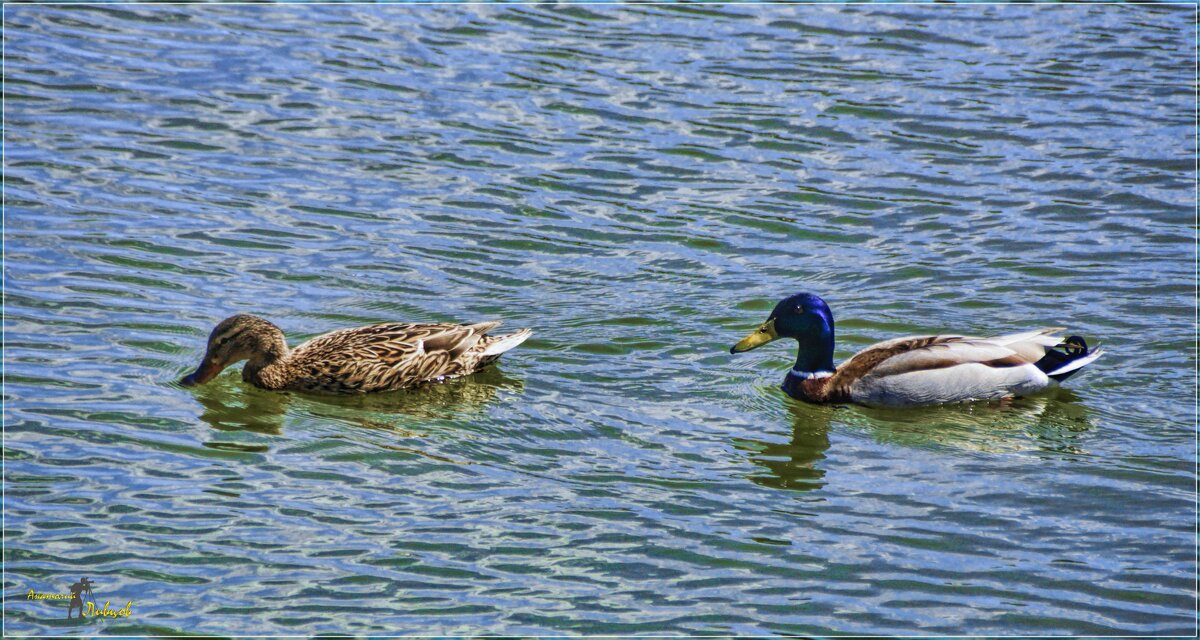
left=730, top=293, right=1102, bottom=407
left=180, top=314, right=532, bottom=393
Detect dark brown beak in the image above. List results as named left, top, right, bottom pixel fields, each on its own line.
left=180, top=357, right=223, bottom=387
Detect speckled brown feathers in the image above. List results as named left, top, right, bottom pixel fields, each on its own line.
left=181, top=315, right=531, bottom=394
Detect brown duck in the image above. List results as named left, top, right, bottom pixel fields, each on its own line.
left=180, top=314, right=532, bottom=393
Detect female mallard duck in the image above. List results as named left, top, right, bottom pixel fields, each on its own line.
left=180, top=314, right=531, bottom=393
left=730, top=293, right=1102, bottom=408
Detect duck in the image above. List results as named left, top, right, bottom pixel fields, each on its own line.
left=729, top=293, right=1102, bottom=408
left=180, top=314, right=532, bottom=394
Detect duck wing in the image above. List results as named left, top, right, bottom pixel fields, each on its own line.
left=289, top=321, right=502, bottom=392
left=830, top=331, right=1067, bottom=407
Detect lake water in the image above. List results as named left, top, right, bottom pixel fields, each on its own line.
left=4, top=4, right=1195, bottom=635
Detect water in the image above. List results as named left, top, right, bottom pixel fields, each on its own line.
left=3, top=4, right=1194, bottom=635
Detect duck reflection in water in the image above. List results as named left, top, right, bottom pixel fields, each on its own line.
left=734, top=401, right=835, bottom=493
left=736, top=391, right=1095, bottom=493
left=192, top=379, right=290, bottom=436
left=186, top=366, right=522, bottom=448
left=853, top=390, right=1094, bottom=456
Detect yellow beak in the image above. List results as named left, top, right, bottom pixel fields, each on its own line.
left=730, top=318, right=779, bottom=354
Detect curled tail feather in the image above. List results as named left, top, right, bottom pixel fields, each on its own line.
left=1035, top=335, right=1103, bottom=382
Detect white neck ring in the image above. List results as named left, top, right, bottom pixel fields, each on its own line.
left=789, top=369, right=833, bottom=380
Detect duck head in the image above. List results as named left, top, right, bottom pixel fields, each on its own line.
left=180, top=314, right=289, bottom=386
left=730, top=292, right=836, bottom=373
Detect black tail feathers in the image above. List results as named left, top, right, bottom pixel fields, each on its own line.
left=1034, top=335, right=1090, bottom=382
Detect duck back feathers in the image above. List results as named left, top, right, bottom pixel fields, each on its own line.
left=832, top=329, right=1098, bottom=407
left=268, top=321, right=528, bottom=393
left=751, top=305, right=1102, bottom=408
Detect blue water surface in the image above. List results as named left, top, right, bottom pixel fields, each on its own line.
left=3, top=4, right=1195, bottom=635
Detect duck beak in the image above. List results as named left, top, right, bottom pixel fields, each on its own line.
left=180, top=356, right=222, bottom=387
left=730, top=318, right=779, bottom=354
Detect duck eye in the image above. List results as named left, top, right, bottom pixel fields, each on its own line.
left=796, top=306, right=805, bottom=313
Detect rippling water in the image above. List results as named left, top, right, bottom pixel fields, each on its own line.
left=4, top=4, right=1195, bottom=635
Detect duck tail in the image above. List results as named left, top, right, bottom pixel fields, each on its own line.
left=480, top=328, right=533, bottom=357
left=1035, top=335, right=1104, bottom=382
